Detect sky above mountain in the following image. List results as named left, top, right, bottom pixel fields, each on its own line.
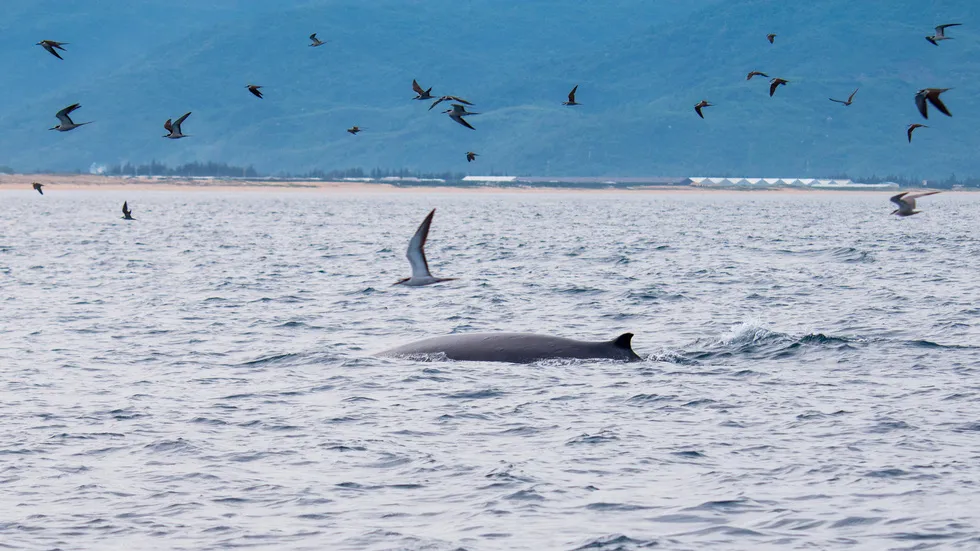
left=1, top=0, right=978, bottom=178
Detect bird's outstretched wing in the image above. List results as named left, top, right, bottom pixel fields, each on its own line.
left=406, top=209, right=435, bottom=279
left=56, top=103, right=81, bottom=125
left=927, top=93, right=951, bottom=117
left=173, top=112, right=192, bottom=132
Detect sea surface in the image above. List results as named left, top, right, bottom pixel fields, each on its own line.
left=1, top=189, right=979, bottom=551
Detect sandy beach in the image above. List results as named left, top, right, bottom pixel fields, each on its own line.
left=0, top=173, right=941, bottom=195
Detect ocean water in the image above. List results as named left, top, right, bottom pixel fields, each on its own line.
left=1, top=189, right=979, bottom=551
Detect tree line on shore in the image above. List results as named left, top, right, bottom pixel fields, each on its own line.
left=3, top=160, right=979, bottom=188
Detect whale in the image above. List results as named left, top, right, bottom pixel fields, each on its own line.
left=377, top=332, right=642, bottom=364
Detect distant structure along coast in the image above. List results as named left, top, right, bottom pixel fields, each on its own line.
left=449, top=175, right=899, bottom=189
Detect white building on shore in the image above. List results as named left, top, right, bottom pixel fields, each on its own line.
left=687, top=177, right=898, bottom=189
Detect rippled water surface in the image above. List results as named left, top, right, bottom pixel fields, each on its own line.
left=2, top=189, right=980, bottom=550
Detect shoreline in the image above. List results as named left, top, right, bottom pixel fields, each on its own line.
left=0, top=174, right=967, bottom=194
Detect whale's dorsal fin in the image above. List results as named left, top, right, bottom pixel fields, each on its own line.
left=612, top=333, right=634, bottom=349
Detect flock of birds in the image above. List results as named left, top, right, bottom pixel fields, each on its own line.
left=28, top=23, right=959, bottom=237
left=698, top=24, right=961, bottom=147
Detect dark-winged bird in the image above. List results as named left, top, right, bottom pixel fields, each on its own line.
left=891, top=191, right=940, bottom=216
left=50, top=103, right=91, bottom=131
left=926, top=24, right=961, bottom=45
left=562, top=85, right=580, bottom=106
left=906, top=123, right=927, bottom=143
left=32, top=182, right=44, bottom=195
left=915, top=88, right=951, bottom=119
left=413, top=80, right=434, bottom=100
left=429, top=95, right=472, bottom=111
left=767, top=33, right=777, bottom=44
left=769, top=78, right=788, bottom=97
left=466, top=152, right=478, bottom=162
left=309, top=33, right=325, bottom=47
left=37, top=40, right=68, bottom=60
left=830, top=88, right=859, bottom=106
left=746, top=71, right=769, bottom=80
left=122, top=202, right=135, bottom=220
left=246, top=84, right=263, bottom=99
left=444, top=104, right=476, bottom=130
left=694, top=100, right=712, bottom=119
left=163, top=112, right=191, bottom=139
left=347, top=126, right=363, bottom=135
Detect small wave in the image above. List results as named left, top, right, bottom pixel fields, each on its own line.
left=105, top=408, right=144, bottom=420
left=558, top=285, right=604, bottom=295
left=954, top=422, right=980, bottom=432
left=865, top=468, right=909, bottom=478
left=238, top=352, right=303, bottom=367
left=795, top=410, right=848, bottom=421
left=684, top=497, right=764, bottom=512
left=274, top=321, right=320, bottom=329
left=890, top=531, right=960, bottom=541
left=903, top=339, right=980, bottom=350
left=624, top=288, right=690, bottom=302
left=145, top=438, right=197, bottom=454
left=671, top=450, right=706, bottom=458
left=504, top=488, right=545, bottom=501
left=777, top=246, right=875, bottom=263
left=867, top=420, right=913, bottom=433
left=566, top=431, right=619, bottom=445
left=665, top=321, right=863, bottom=363
left=571, top=534, right=658, bottom=550
left=485, top=465, right=535, bottom=484
left=446, top=388, right=505, bottom=400
left=190, top=417, right=228, bottom=425
left=627, top=393, right=677, bottom=403
left=828, top=247, right=875, bottom=263
left=830, top=516, right=884, bottom=528
left=909, top=339, right=944, bottom=348
left=677, top=525, right=765, bottom=537
left=585, top=502, right=656, bottom=512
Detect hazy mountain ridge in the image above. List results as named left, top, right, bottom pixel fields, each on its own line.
left=1, top=0, right=977, bottom=178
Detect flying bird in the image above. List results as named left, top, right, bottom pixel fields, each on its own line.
left=466, top=152, right=478, bottom=162
left=830, top=88, right=859, bottom=106
left=890, top=191, right=940, bottom=216
left=412, top=79, right=434, bottom=100
left=448, top=103, right=479, bottom=117
left=309, top=33, right=325, bottom=47
left=915, top=88, right=952, bottom=119
left=32, top=182, right=44, bottom=195
left=444, top=104, right=477, bottom=130
left=429, top=95, right=473, bottom=111
left=769, top=78, right=789, bottom=97
left=926, top=24, right=961, bottom=46
left=394, top=209, right=455, bottom=287
left=122, top=201, right=134, bottom=220
left=907, top=123, right=927, bottom=143
left=163, top=112, right=191, bottom=139
left=562, top=85, right=580, bottom=106
left=246, top=84, right=263, bottom=99
left=37, top=40, right=68, bottom=60
left=347, top=126, right=363, bottom=135
left=767, top=33, right=777, bottom=44
left=50, top=103, right=91, bottom=132
left=694, top=100, right=712, bottom=119
left=746, top=71, right=769, bottom=80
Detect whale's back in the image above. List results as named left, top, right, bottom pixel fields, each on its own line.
left=378, top=332, right=641, bottom=364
